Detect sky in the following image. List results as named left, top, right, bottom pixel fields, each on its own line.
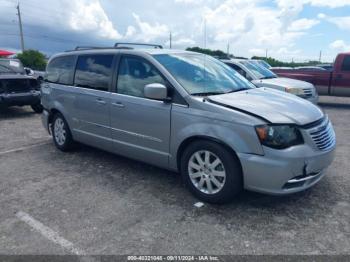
left=1, top=0, right=350, bottom=62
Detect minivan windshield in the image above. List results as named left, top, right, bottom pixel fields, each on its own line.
left=153, top=53, right=255, bottom=96
left=240, top=60, right=277, bottom=80
left=0, top=59, right=25, bottom=74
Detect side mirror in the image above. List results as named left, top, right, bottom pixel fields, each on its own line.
left=25, top=67, right=34, bottom=75
left=144, top=83, right=168, bottom=100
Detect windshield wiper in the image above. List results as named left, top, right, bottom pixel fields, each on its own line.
left=224, top=88, right=250, bottom=93
left=191, top=92, right=226, bottom=96
left=192, top=89, right=249, bottom=96
left=260, top=76, right=276, bottom=80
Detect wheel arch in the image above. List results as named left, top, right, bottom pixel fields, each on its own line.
left=48, top=108, right=62, bottom=125
left=176, top=135, right=243, bottom=174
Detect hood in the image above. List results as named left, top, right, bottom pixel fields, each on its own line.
left=207, top=88, right=323, bottom=125
left=252, top=77, right=314, bottom=89
left=0, top=74, right=35, bottom=80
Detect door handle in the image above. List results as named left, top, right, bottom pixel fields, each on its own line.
left=112, top=101, right=125, bottom=108
left=96, top=98, right=107, bottom=105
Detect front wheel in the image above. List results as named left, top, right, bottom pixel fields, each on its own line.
left=51, top=113, right=74, bottom=151
left=181, top=140, right=243, bottom=204
left=31, top=103, right=43, bottom=113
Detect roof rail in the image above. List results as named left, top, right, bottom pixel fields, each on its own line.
left=74, top=46, right=113, bottom=51
left=65, top=46, right=133, bottom=52
left=114, top=43, right=163, bottom=49
left=65, top=43, right=162, bottom=52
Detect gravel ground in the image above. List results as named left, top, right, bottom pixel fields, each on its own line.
left=0, top=96, right=349, bottom=255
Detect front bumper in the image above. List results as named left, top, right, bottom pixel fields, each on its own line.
left=0, top=91, right=40, bottom=106
left=41, top=109, right=51, bottom=134
left=238, top=144, right=336, bottom=195
left=303, top=94, right=319, bottom=104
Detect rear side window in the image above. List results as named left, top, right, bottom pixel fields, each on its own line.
left=46, top=56, right=75, bottom=85
left=74, top=55, right=114, bottom=91
left=117, top=56, right=166, bottom=98
left=341, top=56, right=350, bottom=71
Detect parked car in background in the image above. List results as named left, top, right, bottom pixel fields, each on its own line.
left=24, top=67, right=45, bottom=81
left=222, top=59, right=319, bottom=104
left=252, top=59, right=272, bottom=69
left=272, top=52, right=350, bottom=97
left=295, top=66, right=327, bottom=71
left=0, top=58, right=43, bottom=113
left=41, top=43, right=335, bottom=203
left=317, top=64, right=333, bottom=71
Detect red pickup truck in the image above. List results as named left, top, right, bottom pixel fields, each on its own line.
left=272, top=52, right=350, bottom=97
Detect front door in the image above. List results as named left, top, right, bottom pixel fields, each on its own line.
left=110, top=55, right=171, bottom=167
left=73, top=54, right=114, bottom=150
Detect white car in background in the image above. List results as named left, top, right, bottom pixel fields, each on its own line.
left=222, top=59, right=319, bottom=104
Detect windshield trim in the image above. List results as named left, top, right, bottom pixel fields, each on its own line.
left=153, top=53, right=255, bottom=96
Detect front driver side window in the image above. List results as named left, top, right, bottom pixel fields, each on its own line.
left=117, top=56, right=166, bottom=98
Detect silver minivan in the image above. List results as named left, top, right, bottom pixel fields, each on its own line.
left=41, top=44, right=336, bottom=203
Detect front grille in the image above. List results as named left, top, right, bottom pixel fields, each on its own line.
left=302, top=88, right=313, bottom=98
left=308, top=117, right=336, bottom=151
left=0, top=79, right=31, bottom=93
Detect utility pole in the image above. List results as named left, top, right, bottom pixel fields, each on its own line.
left=204, top=18, right=207, bottom=49
left=265, top=49, right=268, bottom=59
left=169, top=32, right=172, bottom=49
left=16, top=2, right=25, bottom=52
left=227, top=42, right=230, bottom=57
left=319, top=50, right=322, bottom=62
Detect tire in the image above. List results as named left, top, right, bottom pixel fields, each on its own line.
left=31, top=103, right=43, bottom=114
left=180, top=140, right=242, bottom=204
left=51, top=113, right=74, bottom=151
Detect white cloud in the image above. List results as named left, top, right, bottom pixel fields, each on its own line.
left=326, top=16, right=350, bottom=31
left=330, top=40, right=350, bottom=51
left=318, top=13, right=350, bottom=31
left=193, top=0, right=312, bottom=60
left=165, top=37, right=196, bottom=48
left=307, top=0, right=350, bottom=8
left=288, top=18, right=319, bottom=31
left=1, top=0, right=348, bottom=61
left=69, top=0, right=122, bottom=39
left=125, top=26, right=136, bottom=38
left=131, top=13, right=169, bottom=42
left=248, top=48, right=266, bottom=56
left=276, top=0, right=350, bottom=9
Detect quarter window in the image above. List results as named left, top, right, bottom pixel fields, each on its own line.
left=46, top=56, right=75, bottom=85
left=341, top=56, right=350, bottom=71
left=117, top=56, right=166, bottom=98
left=74, top=55, right=114, bottom=91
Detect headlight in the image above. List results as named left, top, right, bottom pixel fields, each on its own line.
left=285, top=87, right=304, bottom=95
left=255, top=125, right=304, bottom=149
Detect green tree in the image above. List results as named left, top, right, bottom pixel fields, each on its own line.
left=251, top=56, right=321, bottom=68
left=16, top=49, right=47, bottom=71
left=186, top=47, right=230, bottom=58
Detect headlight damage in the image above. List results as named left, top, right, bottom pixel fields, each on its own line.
left=255, top=124, right=304, bottom=149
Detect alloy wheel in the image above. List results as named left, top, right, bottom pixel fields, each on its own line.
left=188, top=150, right=226, bottom=195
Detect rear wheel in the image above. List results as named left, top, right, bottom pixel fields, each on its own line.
left=51, top=113, right=74, bottom=151
left=31, top=103, right=43, bottom=113
left=181, top=140, right=242, bottom=204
